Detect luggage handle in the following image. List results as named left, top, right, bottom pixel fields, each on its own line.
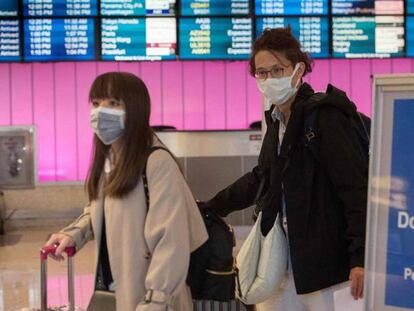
left=40, top=244, right=76, bottom=260
left=40, top=244, right=76, bottom=311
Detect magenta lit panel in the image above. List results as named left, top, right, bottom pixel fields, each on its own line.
left=97, top=62, right=118, bottom=74
left=2, top=58, right=410, bottom=182
left=309, top=60, right=330, bottom=92
left=162, top=62, right=184, bottom=130
left=140, top=62, right=162, bottom=126
left=392, top=58, right=413, bottom=74
left=205, top=61, right=226, bottom=130
left=246, top=74, right=262, bottom=127
left=11, top=64, right=33, bottom=125
left=0, top=64, right=11, bottom=126
left=183, top=61, right=205, bottom=130
left=54, top=63, right=78, bottom=181
left=33, top=63, right=56, bottom=182
left=76, top=62, right=96, bottom=180
left=372, top=58, right=391, bottom=75
left=226, top=62, right=248, bottom=129
left=329, top=59, right=351, bottom=96
left=350, top=60, right=372, bottom=116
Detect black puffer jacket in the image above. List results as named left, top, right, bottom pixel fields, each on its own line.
left=205, top=83, right=368, bottom=294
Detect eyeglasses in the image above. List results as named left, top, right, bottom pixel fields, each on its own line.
left=254, top=66, right=287, bottom=81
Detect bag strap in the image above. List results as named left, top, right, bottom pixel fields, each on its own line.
left=142, top=146, right=174, bottom=209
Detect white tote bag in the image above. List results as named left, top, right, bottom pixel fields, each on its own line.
left=236, top=211, right=288, bottom=305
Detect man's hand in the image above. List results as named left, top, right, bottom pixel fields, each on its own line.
left=349, top=267, right=364, bottom=300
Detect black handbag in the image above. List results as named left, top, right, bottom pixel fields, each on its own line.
left=87, top=290, right=116, bottom=311
left=87, top=213, right=116, bottom=311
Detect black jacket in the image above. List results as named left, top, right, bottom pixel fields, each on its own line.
left=205, top=83, right=368, bottom=294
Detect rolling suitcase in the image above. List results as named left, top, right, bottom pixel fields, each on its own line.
left=34, top=245, right=84, bottom=311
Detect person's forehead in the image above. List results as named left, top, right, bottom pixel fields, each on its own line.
left=255, top=50, right=290, bottom=68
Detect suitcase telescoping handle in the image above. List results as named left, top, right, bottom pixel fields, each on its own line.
left=40, top=245, right=76, bottom=311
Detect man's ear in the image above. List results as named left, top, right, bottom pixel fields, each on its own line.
left=297, top=62, right=306, bottom=78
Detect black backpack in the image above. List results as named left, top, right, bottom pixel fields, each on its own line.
left=303, top=84, right=371, bottom=162
left=143, top=146, right=237, bottom=302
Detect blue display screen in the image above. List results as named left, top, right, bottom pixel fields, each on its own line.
left=181, top=0, right=250, bottom=16
left=256, top=17, right=329, bottom=58
left=23, top=0, right=98, bottom=17
left=333, top=16, right=404, bottom=58
left=255, top=0, right=328, bottom=16
left=0, top=19, right=20, bottom=61
left=24, top=18, right=95, bottom=61
left=407, top=17, right=414, bottom=57
left=0, top=0, right=18, bottom=16
left=100, top=0, right=176, bottom=16
left=408, top=0, right=414, bottom=14
left=179, top=17, right=252, bottom=60
left=101, top=18, right=176, bottom=61
left=332, top=0, right=404, bottom=15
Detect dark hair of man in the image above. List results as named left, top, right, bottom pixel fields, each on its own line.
left=87, top=72, right=154, bottom=200
left=249, top=27, right=314, bottom=77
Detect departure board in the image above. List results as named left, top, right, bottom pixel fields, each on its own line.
left=333, top=16, right=404, bottom=58
left=179, top=17, right=252, bottom=59
left=332, top=0, right=404, bottom=15
left=0, top=19, right=20, bottom=61
left=0, top=0, right=18, bottom=16
left=100, top=0, right=176, bottom=16
left=23, top=0, right=98, bottom=16
left=256, top=17, right=329, bottom=58
left=101, top=18, right=176, bottom=60
left=24, top=18, right=95, bottom=61
left=181, top=0, right=250, bottom=16
left=407, top=17, right=414, bottom=57
left=408, top=0, right=414, bottom=14
left=255, top=0, right=328, bottom=16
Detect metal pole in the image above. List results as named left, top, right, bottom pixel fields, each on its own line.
left=40, top=259, right=47, bottom=311
left=0, top=191, right=5, bottom=235
left=68, top=256, right=75, bottom=311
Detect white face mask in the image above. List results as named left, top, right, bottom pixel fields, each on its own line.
left=256, top=64, right=301, bottom=106
left=90, top=107, right=126, bottom=145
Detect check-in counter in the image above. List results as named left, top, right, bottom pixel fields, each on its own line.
left=156, top=130, right=262, bottom=226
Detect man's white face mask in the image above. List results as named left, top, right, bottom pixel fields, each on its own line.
left=256, top=64, right=301, bottom=106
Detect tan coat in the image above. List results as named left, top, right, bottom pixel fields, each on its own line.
left=60, top=144, right=208, bottom=311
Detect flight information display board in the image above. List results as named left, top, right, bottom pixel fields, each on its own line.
left=0, top=19, right=20, bottom=61
left=255, top=0, right=328, bottom=16
left=332, top=0, right=404, bottom=15
left=23, top=0, right=98, bottom=17
left=407, top=17, right=414, bottom=57
left=181, top=0, right=250, bottom=16
left=256, top=17, right=329, bottom=58
left=0, top=0, right=18, bottom=16
left=333, top=16, right=405, bottom=58
left=101, top=18, right=176, bottom=60
left=24, top=18, right=95, bottom=61
left=179, top=17, right=252, bottom=59
left=100, top=0, right=176, bottom=16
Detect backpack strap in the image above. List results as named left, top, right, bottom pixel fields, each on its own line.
left=303, top=92, right=327, bottom=162
left=142, top=146, right=174, bottom=209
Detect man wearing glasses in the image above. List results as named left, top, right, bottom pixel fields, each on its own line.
left=203, top=27, right=367, bottom=310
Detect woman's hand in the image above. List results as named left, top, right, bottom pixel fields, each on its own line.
left=349, top=267, right=364, bottom=300
left=44, top=233, right=75, bottom=261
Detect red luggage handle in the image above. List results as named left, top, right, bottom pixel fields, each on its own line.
left=40, top=244, right=76, bottom=260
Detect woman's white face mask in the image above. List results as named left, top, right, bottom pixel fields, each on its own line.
left=90, top=107, right=125, bottom=145
left=256, top=64, right=301, bottom=106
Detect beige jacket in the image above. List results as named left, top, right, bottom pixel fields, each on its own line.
left=60, top=144, right=208, bottom=311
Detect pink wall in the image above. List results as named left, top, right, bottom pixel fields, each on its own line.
left=0, top=59, right=413, bottom=182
